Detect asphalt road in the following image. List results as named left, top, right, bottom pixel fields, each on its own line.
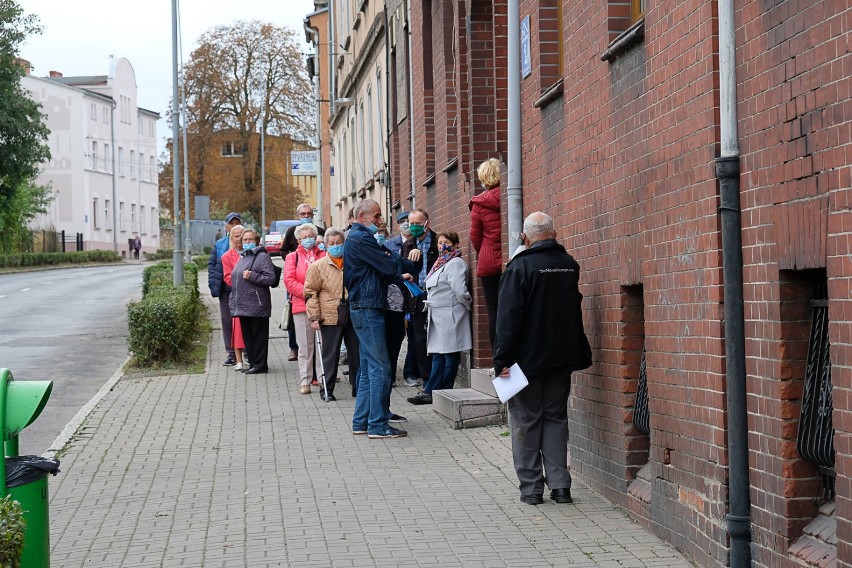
left=0, top=263, right=146, bottom=455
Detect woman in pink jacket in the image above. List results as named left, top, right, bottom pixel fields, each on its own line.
left=284, top=223, right=326, bottom=394
left=469, top=158, right=502, bottom=351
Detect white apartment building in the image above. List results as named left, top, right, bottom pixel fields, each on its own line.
left=22, top=57, right=160, bottom=256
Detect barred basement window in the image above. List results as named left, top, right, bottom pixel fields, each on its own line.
left=796, top=280, right=835, bottom=500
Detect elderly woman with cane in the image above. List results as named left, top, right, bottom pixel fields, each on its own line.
left=304, top=228, right=360, bottom=401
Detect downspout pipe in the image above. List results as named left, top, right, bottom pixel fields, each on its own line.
left=329, top=0, right=336, bottom=117
left=506, top=0, right=522, bottom=252
left=406, top=0, right=416, bottom=207
left=383, top=5, right=393, bottom=228
left=716, top=0, right=751, bottom=564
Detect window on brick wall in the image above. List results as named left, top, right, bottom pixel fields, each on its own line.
left=443, top=1, right=458, bottom=160
left=632, top=0, right=645, bottom=23
left=606, top=0, right=644, bottom=43
left=537, top=0, right=564, bottom=92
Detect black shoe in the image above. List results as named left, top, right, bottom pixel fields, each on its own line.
left=223, top=356, right=236, bottom=366
left=323, top=394, right=337, bottom=402
left=245, top=366, right=268, bottom=374
left=388, top=413, right=408, bottom=423
left=367, top=426, right=407, bottom=439
left=520, top=494, right=544, bottom=505
left=407, top=392, right=432, bottom=405
left=550, top=488, right=573, bottom=503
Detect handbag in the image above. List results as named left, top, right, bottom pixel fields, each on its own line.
left=336, top=276, right=350, bottom=327
left=278, top=297, right=291, bottom=330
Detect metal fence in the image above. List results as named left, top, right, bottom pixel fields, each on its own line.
left=0, top=229, right=84, bottom=254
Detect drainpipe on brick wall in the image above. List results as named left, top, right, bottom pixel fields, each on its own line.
left=716, top=0, right=751, bottom=564
left=406, top=0, right=416, bottom=208
left=506, top=0, right=522, bottom=252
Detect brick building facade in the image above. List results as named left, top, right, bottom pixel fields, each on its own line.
left=400, top=0, right=852, bottom=567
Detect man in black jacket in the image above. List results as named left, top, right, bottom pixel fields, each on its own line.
left=400, top=208, right=439, bottom=403
left=493, top=211, right=592, bottom=506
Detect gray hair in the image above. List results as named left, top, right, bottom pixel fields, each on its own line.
left=354, top=199, right=380, bottom=219
left=523, top=212, right=555, bottom=240
left=296, top=202, right=312, bottom=215
left=324, top=227, right=345, bottom=241
left=295, top=223, right=318, bottom=239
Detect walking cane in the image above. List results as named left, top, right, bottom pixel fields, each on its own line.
left=315, top=329, right=330, bottom=402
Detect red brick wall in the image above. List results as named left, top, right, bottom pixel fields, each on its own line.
left=404, top=0, right=851, bottom=565
left=737, top=1, right=852, bottom=566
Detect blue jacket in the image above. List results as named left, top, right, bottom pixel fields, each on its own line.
left=344, top=223, right=419, bottom=309
left=207, top=235, right=230, bottom=297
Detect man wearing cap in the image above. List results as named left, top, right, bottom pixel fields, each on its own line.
left=384, top=211, right=409, bottom=257
left=208, top=211, right=243, bottom=366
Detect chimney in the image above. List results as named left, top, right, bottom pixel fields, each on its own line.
left=15, top=58, right=31, bottom=75
left=49, top=70, right=63, bottom=78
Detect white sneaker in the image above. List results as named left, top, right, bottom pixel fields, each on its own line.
left=234, top=362, right=244, bottom=371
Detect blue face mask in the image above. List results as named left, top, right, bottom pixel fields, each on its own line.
left=440, top=243, right=453, bottom=254
left=243, top=242, right=256, bottom=251
left=299, top=216, right=313, bottom=224
left=318, top=243, right=326, bottom=251
left=366, top=223, right=379, bottom=235
left=328, top=244, right=344, bottom=258
left=301, top=237, right=316, bottom=250
left=375, top=234, right=387, bottom=245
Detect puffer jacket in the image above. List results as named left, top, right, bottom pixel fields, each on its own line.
left=229, top=246, right=276, bottom=318
left=207, top=235, right=230, bottom=297
left=469, top=186, right=502, bottom=277
left=284, top=246, right=325, bottom=314
left=304, top=256, right=347, bottom=325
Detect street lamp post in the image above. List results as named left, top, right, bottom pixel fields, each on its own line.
left=170, top=0, right=184, bottom=284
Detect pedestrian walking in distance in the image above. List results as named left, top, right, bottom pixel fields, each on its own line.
left=493, top=212, right=592, bottom=506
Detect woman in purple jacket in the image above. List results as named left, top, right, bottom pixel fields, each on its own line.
left=229, top=229, right=277, bottom=374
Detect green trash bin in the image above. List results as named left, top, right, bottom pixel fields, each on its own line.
left=6, top=456, right=60, bottom=568
left=0, top=369, right=56, bottom=568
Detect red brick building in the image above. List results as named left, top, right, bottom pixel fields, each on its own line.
left=398, top=0, right=852, bottom=566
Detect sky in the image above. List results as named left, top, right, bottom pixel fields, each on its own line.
left=17, top=0, right=318, bottom=156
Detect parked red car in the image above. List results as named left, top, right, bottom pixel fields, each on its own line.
left=263, top=220, right=300, bottom=256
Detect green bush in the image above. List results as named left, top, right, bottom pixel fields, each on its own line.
left=0, top=495, right=25, bottom=567
left=129, top=262, right=202, bottom=365
left=0, top=250, right=120, bottom=269
left=144, top=249, right=174, bottom=261
left=192, top=256, right=208, bottom=271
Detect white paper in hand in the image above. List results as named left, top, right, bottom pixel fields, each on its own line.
left=492, top=363, right=529, bottom=403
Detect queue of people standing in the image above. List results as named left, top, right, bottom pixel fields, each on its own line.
left=207, top=159, right=590, bottom=504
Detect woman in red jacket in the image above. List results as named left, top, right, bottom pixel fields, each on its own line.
left=469, top=158, right=502, bottom=351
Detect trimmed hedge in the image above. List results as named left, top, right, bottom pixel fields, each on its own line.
left=128, top=262, right=201, bottom=365
left=144, top=249, right=174, bottom=261
left=192, top=256, right=208, bottom=271
left=0, top=495, right=25, bottom=568
left=0, top=250, right=120, bottom=268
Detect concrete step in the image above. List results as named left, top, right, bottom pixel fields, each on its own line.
left=469, top=367, right=498, bottom=397
left=432, top=388, right=505, bottom=430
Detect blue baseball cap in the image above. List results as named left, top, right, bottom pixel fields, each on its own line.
left=397, top=211, right=409, bottom=223
left=225, top=212, right=242, bottom=223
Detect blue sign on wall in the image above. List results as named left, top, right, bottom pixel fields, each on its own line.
left=521, top=16, right=531, bottom=79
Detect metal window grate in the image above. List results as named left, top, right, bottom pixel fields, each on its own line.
left=633, top=348, right=650, bottom=435
left=796, top=291, right=835, bottom=500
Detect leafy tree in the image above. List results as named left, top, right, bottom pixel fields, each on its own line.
left=162, top=20, right=313, bottom=220
left=0, top=0, right=52, bottom=249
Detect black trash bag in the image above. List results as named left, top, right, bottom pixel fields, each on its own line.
left=5, top=456, right=60, bottom=488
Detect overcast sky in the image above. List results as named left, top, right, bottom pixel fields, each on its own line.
left=17, top=0, right=317, bottom=156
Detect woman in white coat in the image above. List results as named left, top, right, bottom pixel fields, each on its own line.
left=407, top=231, right=472, bottom=405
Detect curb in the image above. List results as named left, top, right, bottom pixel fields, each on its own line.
left=43, top=355, right=130, bottom=459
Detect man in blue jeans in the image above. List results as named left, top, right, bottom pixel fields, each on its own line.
left=344, top=199, right=419, bottom=439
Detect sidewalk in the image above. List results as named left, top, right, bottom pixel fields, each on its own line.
left=48, top=293, right=693, bottom=567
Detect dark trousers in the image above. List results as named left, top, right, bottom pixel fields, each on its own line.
left=287, top=309, right=298, bottom=351
left=385, top=310, right=406, bottom=385
left=423, top=352, right=461, bottom=393
left=480, top=273, right=501, bottom=352
left=319, top=324, right=360, bottom=397
left=239, top=316, right=269, bottom=371
left=507, top=372, right=572, bottom=496
left=403, top=321, right=418, bottom=378
left=219, top=292, right=235, bottom=358
left=409, top=296, right=432, bottom=380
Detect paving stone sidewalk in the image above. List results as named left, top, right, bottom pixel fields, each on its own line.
left=48, top=293, right=693, bottom=567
